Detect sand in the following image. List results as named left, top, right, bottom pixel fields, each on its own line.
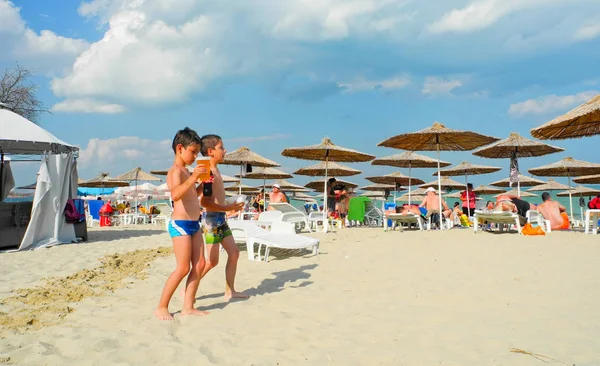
left=1, top=225, right=600, bottom=365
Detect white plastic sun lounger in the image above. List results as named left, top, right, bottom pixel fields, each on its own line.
left=267, top=203, right=313, bottom=232
left=228, top=220, right=319, bottom=262
left=473, top=210, right=522, bottom=234
left=384, top=213, right=424, bottom=231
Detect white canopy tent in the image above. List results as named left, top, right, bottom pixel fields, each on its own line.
left=0, top=105, right=79, bottom=250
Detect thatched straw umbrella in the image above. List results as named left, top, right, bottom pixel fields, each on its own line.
left=436, top=161, right=502, bottom=215
left=489, top=174, right=545, bottom=188
left=234, top=167, right=292, bottom=206
left=573, top=174, right=600, bottom=184
left=223, top=147, right=280, bottom=194
left=419, top=176, right=465, bottom=190
left=496, top=189, right=538, bottom=198
left=396, top=193, right=425, bottom=203
left=529, top=157, right=600, bottom=222
left=111, top=167, right=161, bottom=209
left=224, top=183, right=261, bottom=195
left=365, top=171, right=421, bottom=202
left=283, top=138, right=373, bottom=232
left=378, top=122, right=498, bottom=229
left=305, top=179, right=358, bottom=191
left=78, top=173, right=129, bottom=188
left=371, top=151, right=450, bottom=204
left=472, top=132, right=563, bottom=195
left=531, top=94, right=600, bottom=140
left=272, top=179, right=311, bottom=192
left=526, top=179, right=570, bottom=192
left=472, top=185, right=506, bottom=195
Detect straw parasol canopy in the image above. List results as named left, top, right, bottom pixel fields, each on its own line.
left=489, top=174, right=545, bottom=188
left=224, top=183, right=261, bottom=194
left=271, top=179, right=311, bottom=192
left=528, top=157, right=600, bottom=177
left=371, top=151, right=451, bottom=168
left=111, top=167, right=161, bottom=182
left=305, top=179, right=358, bottom=191
left=472, top=132, right=564, bottom=158
left=473, top=185, right=506, bottom=195
left=150, top=168, right=239, bottom=183
left=496, top=189, right=538, bottom=198
left=223, top=147, right=280, bottom=167
left=282, top=137, right=375, bottom=162
left=556, top=186, right=600, bottom=197
left=79, top=173, right=130, bottom=188
left=420, top=176, right=465, bottom=190
left=293, top=161, right=361, bottom=177
left=360, top=191, right=387, bottom=199
left=527, top=179, right=571, bottom=192
left=234, top=167, right=292, bottom=180
left=531, top=94, right=600, bottom=140
left=573, top=174, right=600, bottom=184
left=358, top=183, right=397, bottom=192
left=365, top=171, right=423, bottom=186
left=437, top=161, right=502, bottom=176
left=396, top=193, right=425, bottom=202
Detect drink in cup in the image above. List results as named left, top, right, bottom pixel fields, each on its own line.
left=196, top=157, right=211, bottom=182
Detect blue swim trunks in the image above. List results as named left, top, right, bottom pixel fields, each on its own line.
left=168, top=220, right=200, bottom=238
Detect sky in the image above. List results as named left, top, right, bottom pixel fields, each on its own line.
left=3, top=0, right=600, bottom=191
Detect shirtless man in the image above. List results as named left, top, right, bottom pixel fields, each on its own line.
left=155, top=127, right=208, bottom=320
left=268, top=183, right=287, bottom=210
left=199, top=134, right=248, bottom=301
left=537, top=192, right=569, bottom=230
left=419, top=187, right=451, bottom=226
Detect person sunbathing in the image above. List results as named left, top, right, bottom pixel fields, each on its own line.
left=537, top=192, right=569, bottom=230
left=494, top=194, right=536, bottom=226
left=397, top=205, right=424, bottom=218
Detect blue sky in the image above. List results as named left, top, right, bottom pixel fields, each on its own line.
left=3, top=0, right=600, bottom=190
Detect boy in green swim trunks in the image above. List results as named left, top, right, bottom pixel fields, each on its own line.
left=199, top=134, right=248, bottom=301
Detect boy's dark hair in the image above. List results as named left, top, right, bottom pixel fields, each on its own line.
left=542, top=192, right=551, bottom=202
left=200, top=134, right=222, bottom=156
left=453, top=201, right=460, bottom=207
left=172, top=127, right=201, bottom=153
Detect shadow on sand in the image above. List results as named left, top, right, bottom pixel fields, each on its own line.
left=197, top=263, right=318, bottom=311
left=87, top=229, right=165, bottom=243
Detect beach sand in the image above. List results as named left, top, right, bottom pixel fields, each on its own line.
left=1, top=225, right=600, bottom=365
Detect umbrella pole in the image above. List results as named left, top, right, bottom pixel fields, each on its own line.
left=465, top=174, right=470, bottom=218
left=437, top=142, right=443, bottom=231
left=239, top=165, right=243, bottom=195
left=408, top=163, right=412, bottom=205
left=568, top=173, right=574, bottom=225
left=323, top=157, right=329, bottom=233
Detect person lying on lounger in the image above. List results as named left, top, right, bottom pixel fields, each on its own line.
left=494, top=194, right=536, bottom=226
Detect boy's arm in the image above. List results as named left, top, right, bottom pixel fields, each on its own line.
left=169, top=166, right=204, bottom=202
left=196, top=183, right=203, bottom=197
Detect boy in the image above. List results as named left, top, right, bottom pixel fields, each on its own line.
left=199, top=135, right=248, bottom=301
left=155, top=127, right=209, bottom=321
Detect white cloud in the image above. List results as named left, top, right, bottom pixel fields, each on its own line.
left=574, top=21, right=600, bottom=41
left=51, top=99, right=126, bottom=114
left=0, top=0, right=89, bottom=74
left=339, top=75, right=411, bottom=93
left=78, top=136, right=172, bottom=175
left=508, top=91, right=598, bottom=116
left=422, top=76, right=462, bottom=95
left=427, top=0, right=566, bottom=34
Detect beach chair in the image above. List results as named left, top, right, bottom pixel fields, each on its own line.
left=267, top=203, right=313, bottom=233
left=364, top=200, right=383, bottom=227
left=152, top=203, right=173, bottom=229
left=526, top=210, right=552, bottom=233
left=228, top=220, right=319, bottom=262
left=584, top=209, right=600, bottom=234
left=473, top=210, right=522, bottom=234
left=307, top=211, right=324, bottom=230
left=384, top=213, right=424, bottom=231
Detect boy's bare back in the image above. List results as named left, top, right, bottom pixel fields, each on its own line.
left=168, top=165, right=202, bottom=220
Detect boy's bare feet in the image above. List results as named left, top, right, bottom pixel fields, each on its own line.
left=154, top=308, right=174, bottom=321
left=224, top=291, right=249, bottom=301
left=181, top=308, right=209, bottom=316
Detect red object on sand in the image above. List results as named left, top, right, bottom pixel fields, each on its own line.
left=99, top=203, right=114, bottom=227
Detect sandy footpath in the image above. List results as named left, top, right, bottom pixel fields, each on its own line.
left=1, top=226, right=599, bottom=365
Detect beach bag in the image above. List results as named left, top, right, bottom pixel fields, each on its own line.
left=521, top=223, right=545, bottom=236
left=64, top=199, right=82, bottom=224
left=459, top=214, right=472, bottom=227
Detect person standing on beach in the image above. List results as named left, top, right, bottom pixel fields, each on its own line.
left=155, top=127, right=209, bottom=321
left=199, top=134, right=248, bottom=301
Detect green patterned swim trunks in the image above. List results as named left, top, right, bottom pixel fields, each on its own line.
left=201, top=212, right=232, bottom=244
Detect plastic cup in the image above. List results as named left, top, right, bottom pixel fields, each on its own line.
left=196, top=157, right=211, bottom=182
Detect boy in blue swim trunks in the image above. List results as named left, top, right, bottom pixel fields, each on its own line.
left=199, top=134, right=248, bottom=301
left=155, top=127, right=209, bottom=321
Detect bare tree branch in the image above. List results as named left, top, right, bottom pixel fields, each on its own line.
left=0, top=64, right=49, bottom=124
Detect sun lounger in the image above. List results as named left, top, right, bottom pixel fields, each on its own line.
left=384, top=213, right=424, bottom=231
left=152, top=203, right=172, bottom=229
left=228, top=220, right=319, bottom=262
left=473, top=210, right=523, bottom=234
left=364, top=200, right=383, bottom=227
left=267, top=203, right=313, bottom=232
left=525, top=210, right=552, bottom=233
